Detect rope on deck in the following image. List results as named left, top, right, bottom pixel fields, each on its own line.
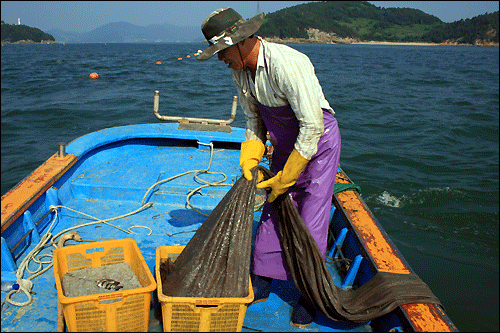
left=141, top=142, right=233, bottom=216
left=4, top=141, right=235, bottom=308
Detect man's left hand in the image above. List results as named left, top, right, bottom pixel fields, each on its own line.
left=256, top=149, right=309, bottom=202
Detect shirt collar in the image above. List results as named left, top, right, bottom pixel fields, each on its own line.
left=256, top=37, right=266, bottom=69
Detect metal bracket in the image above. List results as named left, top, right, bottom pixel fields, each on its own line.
left=153, top=91, right=237, bottom=132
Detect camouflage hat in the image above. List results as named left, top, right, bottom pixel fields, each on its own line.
left=197, top=7, right=264, bottom=61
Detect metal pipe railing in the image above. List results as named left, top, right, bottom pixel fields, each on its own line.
left=153, top=90, right=237, bottom=126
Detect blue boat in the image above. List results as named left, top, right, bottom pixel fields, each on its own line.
left=1, top=92, right=458, bottom=332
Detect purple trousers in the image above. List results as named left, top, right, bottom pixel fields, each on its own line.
left=252, top=103, right=341, bottom=281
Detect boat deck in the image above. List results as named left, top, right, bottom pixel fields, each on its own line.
left=1, top=124, right=372, bottom=332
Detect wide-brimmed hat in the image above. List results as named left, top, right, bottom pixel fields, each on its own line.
left=197, top=7, right=264, bottom=61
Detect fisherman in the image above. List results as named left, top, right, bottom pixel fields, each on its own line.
left=197, top=7, right=341, bottom=327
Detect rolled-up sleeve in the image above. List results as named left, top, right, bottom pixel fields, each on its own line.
left=274, top=56, right=325, bottom=159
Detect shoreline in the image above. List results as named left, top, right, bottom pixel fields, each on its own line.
left=353, top=41, right=439, bottom=46
left=351, top=40, right=498, bottom=47
left=1, top=40, right=58, bottom=45
left=263, top=36, right=499, bottom=47
left=2, top=39, right=497, bottom=47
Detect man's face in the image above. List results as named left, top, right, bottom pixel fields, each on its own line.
left=217, top=44, right=243, bottom=71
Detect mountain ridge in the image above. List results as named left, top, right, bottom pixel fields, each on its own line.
left=48, top=22, right=201, bottom=43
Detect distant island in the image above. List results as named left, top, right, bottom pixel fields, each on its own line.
left=257, top=1, right=498, bottom=47
left=1, top=21, right=56, bottom=44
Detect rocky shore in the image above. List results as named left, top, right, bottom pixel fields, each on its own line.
left=352, top=40, right=498, bottom=47
left=263, top=28, right=499, bottom=47
left=1, top=39, right=58, bottom=45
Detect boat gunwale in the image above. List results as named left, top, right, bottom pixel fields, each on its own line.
left=331, top=170, right=458, bottom=332
left=65, top=123, right=245, bottom=158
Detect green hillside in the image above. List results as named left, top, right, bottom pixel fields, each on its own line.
left=423, top=11, right=498, bottom=44
left=256, top=1, right=498, bottom=45
left=1, top=21, right=55, bottom=43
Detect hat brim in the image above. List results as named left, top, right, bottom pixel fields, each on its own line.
left=197, top=13, right=264, bottom=61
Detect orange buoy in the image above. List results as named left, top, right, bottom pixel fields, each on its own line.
left=186, top=55, right=191, bottom=58
left=89, top=72, right=99, bottom=79
left=177, top=57, right=182, bottom=60
left=156, top=61, right=162, bottom=64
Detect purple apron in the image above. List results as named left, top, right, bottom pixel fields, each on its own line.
left=252, top=103, right=341, bottom=280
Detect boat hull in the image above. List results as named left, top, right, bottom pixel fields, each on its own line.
left=1, top=123, right=457, bottom=332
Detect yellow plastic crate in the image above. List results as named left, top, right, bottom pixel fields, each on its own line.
left=53, top=238, right=156, bottom=332
left=155, top=245, right=254, bottom=332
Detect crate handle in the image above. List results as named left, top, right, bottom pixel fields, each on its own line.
left=98, top=293, right=123, bottom=304
left=195, top=299, right=220, bottom=307
left=86, top=247, right=104, bottom=253
left=196, top=304, right=219, bottom=308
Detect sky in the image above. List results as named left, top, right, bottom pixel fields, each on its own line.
left=1, top=1, right=499, bottom=34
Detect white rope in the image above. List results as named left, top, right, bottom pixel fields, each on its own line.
left=141, top=142, right=232, bottom=210
left=5, top=207, right=59, bottom=307
left=50, top=203, right=154, bottom=238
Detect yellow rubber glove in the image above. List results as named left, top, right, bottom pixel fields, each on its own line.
left=240, top=140, right=265, bottom=181
left=256, top=149, right=310, bottom=202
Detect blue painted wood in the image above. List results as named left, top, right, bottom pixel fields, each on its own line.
left=1, top=237, right=17, bottom=273
left=65, top=123, right=245, bottom=157
left=342, top=255, right=364, bottom=289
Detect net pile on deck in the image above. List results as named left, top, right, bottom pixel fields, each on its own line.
left=161, top=165, right=442, bottom=322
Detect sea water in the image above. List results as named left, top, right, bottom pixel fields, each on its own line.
left=1, top=42, right=498, bottom=331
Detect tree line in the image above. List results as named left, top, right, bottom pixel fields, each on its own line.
left=1, top=21, right=55, bottom=43
left=256, top=1, right=498, bottom=44
left=423, top=12, right=498, bottom=44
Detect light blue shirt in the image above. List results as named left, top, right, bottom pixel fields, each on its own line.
left=232, top=38, right=334, bottom=159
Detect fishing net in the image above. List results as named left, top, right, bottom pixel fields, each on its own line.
left=161, top=165, right=442, bottom=322
left=159, top=167, right=259, bottom=298
left=257, top=166, right=442, bottom=322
